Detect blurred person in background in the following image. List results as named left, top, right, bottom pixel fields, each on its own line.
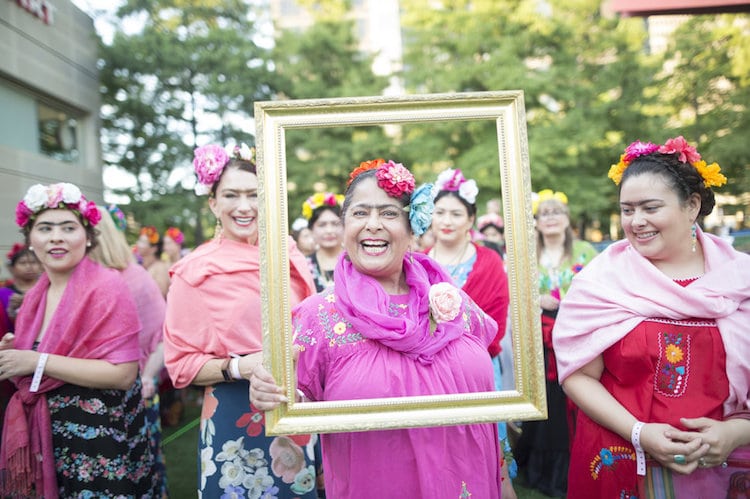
left=1, top=243, right=42, bottom=332
left=136, top=225, right=171, bottom=297
left=291, top=217, right=316, bottom=257
left=302, top=192, right=345, bottom=292
left=90, top=204, right=168, bottom=497
left=163, top=226, right=188, bottom=264
left=513, top=188, right=598, bottom=498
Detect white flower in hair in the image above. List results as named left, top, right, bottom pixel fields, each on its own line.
left=195, top=183, right=211, bottom=196
left=23, top=184, right=48, bottom=211
left=458, top=179, right=478, bottom=204
left=60, top=183, right=83, bottom=204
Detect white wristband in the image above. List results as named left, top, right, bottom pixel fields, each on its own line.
left=631, top=421, right=646, bottom=476
left=30, top=353, right=49, bottom=392
left=229, top=357, right=242, bottom=380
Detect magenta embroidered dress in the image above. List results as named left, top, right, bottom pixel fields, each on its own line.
left=293, top=252, right=502, bottom=499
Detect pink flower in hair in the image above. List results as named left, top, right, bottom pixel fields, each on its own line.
left=193, top=144, right=230, bottom=189
left=376, top=160, right=415, bottom=197
left=622, top=141, right=660, bottom=163
left=15, top=202, right=33, bottom=227
left=658, top=136, right=701, bottom=164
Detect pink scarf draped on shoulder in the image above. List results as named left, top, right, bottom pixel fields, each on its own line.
left=334, top=251, right=477, bottom=364
left=0, top=257, right=141, bottom=498
left=553, top=228, right=750, bottom=414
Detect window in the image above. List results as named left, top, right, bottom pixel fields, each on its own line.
left=37, top=102, right=79, bottom=163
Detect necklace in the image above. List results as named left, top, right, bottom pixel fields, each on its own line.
left=432, top=239, right=471, bottom=268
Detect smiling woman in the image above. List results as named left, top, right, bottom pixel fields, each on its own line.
left=1, top=182, right=158, bottom=497
left=163, top=143, right=318, bottom=498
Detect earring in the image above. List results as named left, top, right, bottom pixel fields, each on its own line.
left=691, top=223, right=697, bottom=253
left=86, top=241, right=92, bottom=247
left=28, top=246, right=33, bottom=251
left=214, top=219, right=223, bottom=241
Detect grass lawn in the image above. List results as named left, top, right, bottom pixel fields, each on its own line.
left=161, top=398, right=559, bottom=498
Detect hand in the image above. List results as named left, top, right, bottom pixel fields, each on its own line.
left=0, top=333, right=14, bottom=351
left=539, top=294, right=560, bottom=311
left=0, top=348, right=39, bottom=380
left=249, top=363, right=287, bottom=410
left=141, top=375, right=157, bottom=399
left=667, top=417, right=744, bottom=468
left=639, top=422, right=708, bottom=474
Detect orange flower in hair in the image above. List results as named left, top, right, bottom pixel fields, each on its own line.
left=140, top=226, right=160, bottom=245
left=347, top=158, right=385, bottom=186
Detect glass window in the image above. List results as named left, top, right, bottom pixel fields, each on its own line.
left=37, top=102, right=79, bottom=163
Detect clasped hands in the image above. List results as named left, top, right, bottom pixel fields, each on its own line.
left=640, top=418, right=738, bottom=473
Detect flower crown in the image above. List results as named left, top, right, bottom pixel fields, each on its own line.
left=347, top=158, right=433, bottom=236
left=532, top=189, right=568, bottom=215
left=433, top=168, right=479, bottom=205
left=165, top=227, right=185, bottom=245
left=15, top=183, right=101, bottom=228
left=477, top=213, right=504, bottom=232
left=608, top=136, right=727, bottom=188
left=302, top=192, right=345, bottom=220
left=193, top=142, right=256, bottom=195
left=140, top=226, right=160, bottom=245
left=6, top=242, right=27, bottom=264
left=107, top=204, right=127, bottom=232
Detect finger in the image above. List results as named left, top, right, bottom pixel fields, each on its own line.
left=686, top=442, right=710, bottom=463
left=680, top=417, right=712, bottom=430
left=664, top=428, right=704, bottom=443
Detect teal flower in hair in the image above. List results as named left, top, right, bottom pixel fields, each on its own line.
left=408, top=183, right=435, bottom=236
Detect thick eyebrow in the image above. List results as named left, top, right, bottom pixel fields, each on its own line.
left=350, top=202, right=403, bottom=210
left=620, top=198, right=664, bottom=207
left=34, top=220, right=80, bottom=227
left=219, top=188, right=258, bottom=194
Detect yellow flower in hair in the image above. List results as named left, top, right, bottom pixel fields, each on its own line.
left=608, top=155, right=628, bottom=185
left=692, top=160, right=727, bottom=188
left=533, top=189, right=568, bottom=215
left=302, top=192, right=344, bottom=220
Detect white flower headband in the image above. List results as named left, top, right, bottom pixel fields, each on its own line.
left=433, top=168, right=479, bottom=205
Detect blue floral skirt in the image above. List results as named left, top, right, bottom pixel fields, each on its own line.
left=197, top=381, right=318, bottom=499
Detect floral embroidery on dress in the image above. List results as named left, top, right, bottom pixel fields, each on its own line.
left=236, top=406, right=265, bottom=437
left=655, top=331, right=690, bottom=397
left=388, top=302, right=408, bottom=317
left=589, top=446, right=636, bottom=479
left=459, top=480, right=472, bottom=498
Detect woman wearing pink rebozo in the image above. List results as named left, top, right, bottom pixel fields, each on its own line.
left=251, top=159, right=510, bottom=498
left=163, top=143, right=317, bottom=498
left=554, top=136, right=750, bottom=498
left=0, top=183, right=158, bottom=497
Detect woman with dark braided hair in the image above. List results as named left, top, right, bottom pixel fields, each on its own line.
left=554, top=137, right=750, bottom=498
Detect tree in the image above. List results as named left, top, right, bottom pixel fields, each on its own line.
left=99, top=0, right=274, bottom=244
left=269, top=13, right=389, bottom=217
left=399, top=0, right=667, bottom=237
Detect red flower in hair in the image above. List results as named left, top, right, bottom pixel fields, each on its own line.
left=347, top=158, right=385, bottom=186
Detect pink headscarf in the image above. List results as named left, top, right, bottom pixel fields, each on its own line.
left=333, top=252, right=489, bottom=364
left=553, top=228, right=750, bottom=415
left=0, top=257, right=141, bottom=498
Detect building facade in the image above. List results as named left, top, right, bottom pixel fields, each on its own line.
left=0, top=0, right=102, bottom=273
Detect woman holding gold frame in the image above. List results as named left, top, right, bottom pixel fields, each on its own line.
left=252, top=158, right=516, bottom=497
left=253, top=91, right=546, bottom=439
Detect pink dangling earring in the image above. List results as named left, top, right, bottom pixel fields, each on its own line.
left=691, top=223, right=697, bottom=253
left=214, top=218, right=223, bottom=241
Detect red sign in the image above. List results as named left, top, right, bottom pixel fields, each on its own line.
left=15, top=0, right=57, bottom=25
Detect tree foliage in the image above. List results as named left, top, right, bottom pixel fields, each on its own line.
left=99, top=0, right=273, bottom=244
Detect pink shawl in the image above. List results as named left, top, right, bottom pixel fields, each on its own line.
left=0, top=257, right=141, bottom=498
left=164, top=237, right=315, bottom=388
left=334, top=251, right=491, bottom=364
left=553, top=229, right=750, bottom=414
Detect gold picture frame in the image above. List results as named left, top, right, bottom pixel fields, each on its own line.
left=255, top=91, right=545, bottom=435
